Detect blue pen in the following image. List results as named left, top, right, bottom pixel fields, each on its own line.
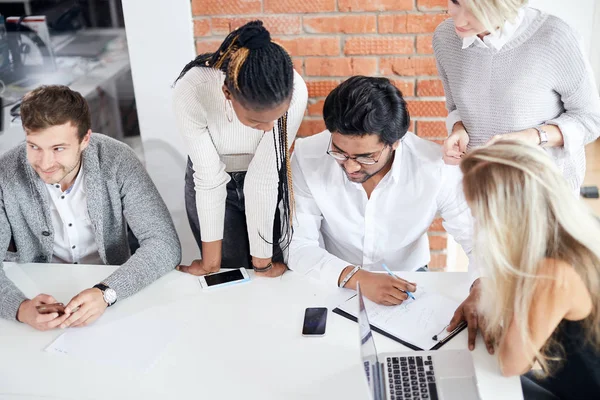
left=381, top=263, right=416, bottom=300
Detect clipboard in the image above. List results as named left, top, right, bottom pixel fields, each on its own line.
left=333, top=293, right=468, bottom=351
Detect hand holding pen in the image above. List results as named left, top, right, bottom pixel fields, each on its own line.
left=382, top=263, right=416, bottom=301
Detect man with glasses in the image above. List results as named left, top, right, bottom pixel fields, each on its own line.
left=289, top=77, right=483, bottom=347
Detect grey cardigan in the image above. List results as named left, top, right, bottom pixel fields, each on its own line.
left=0, top=133, right=181, bottom=320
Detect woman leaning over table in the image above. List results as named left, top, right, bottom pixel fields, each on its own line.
left=434, top=0, right=600, bottom=191
left=461, top=141, right=599, bottom=400
left=173, top=21, right=308, bottom=277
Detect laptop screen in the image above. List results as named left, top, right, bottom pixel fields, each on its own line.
left=357, top=283, right=384, bottom=400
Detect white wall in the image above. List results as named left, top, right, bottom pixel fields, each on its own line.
left=121, top=0, right=197, bottom=263
left=529, top=0, right=600, bottom=90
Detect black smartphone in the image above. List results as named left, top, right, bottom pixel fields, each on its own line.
left=302, top=307, right=328, bottom=336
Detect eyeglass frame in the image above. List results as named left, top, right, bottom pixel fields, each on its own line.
left=326, top=136, right=390, bottom=165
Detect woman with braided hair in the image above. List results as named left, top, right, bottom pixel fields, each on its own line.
left=173, top=21, right=308, bottom=277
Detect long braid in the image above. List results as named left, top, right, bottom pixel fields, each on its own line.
left=176, top=20, right=296, bottom=256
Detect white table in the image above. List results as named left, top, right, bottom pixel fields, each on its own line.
left=0, top=263, right=522, bottom=400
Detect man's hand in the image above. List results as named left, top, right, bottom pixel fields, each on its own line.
left=447, top=279, right=494, bottom=354
left=349, top=270, right=416, bottom=306
left=254, top=262, right=287, bottom=278
left=17, top=294, right=70, bottom=331
left=443, top=125, right=469, bottom=165
left=61, top=288, right=108, bottom=328
left=177, top=259, right=220, bottom=276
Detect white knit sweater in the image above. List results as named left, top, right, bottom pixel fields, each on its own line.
left=173, top=67, right=308, bottom=258
left=434, top=9, right=600, bottom=190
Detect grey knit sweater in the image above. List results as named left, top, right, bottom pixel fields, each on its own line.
left=433, top=10, right=600, bottom=190
left=0, top=133, right=182, bottom=320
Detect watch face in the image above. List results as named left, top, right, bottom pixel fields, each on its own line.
left=104, top=288, right=117, bottom=305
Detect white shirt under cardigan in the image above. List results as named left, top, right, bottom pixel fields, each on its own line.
left=173, top=67, right=308, bottom=258
left=288, top=130, right=479, bottom=286
left=46, top=168, right=102, bottom=265
left=435, top=7, right=600, bottom=191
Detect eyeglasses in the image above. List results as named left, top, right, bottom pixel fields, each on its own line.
left=326, top=137, right=388, bottom=165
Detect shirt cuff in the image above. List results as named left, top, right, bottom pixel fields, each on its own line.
left=445, top=110, right=463, bottom=135
left=320, top=258, right=354, bottom=287
left=545, top=115, right=585, bottom=158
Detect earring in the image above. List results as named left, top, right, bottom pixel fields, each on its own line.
left=225, top=99, right=234, bottom=123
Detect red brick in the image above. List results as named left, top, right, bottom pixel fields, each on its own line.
left=428, top=235, right=448, bottom=250
left=191, top=0, right=261, bottom=15
left=409, top=120, right=415, bottom=133
left=293, top=58, right=303, bottom=74
left=274, top=37, right=340, bottom=57
left=211, top=16, right=302, bottom=35
left=417, top=79, right=445, bottom=96
left=305, top=57, right=378, bottom=77
left=406, top=13, right=448, bottom=33
left=304, top=15, right=376, bottom=34
left=307, top=99, right=326, bottom=116
left=429, top=217, right=445, bottom=232
left=391, top=80, right=415, bottom=97
left=417, top=121, right=447, bottom=138
left=344, top=37, right=413, bottom=56
left=196, top=39, right=223, bottom=55
left=339, top=0, right=413, bottom=12
left=417, top=0, right=447, bottom=11
left=417, top=35, right=434, bottom=54
left=428, top=252, right=447, bottom=270
left=378, top=15, right=408, bottom=34
left=379, top=14, right=447, bottom=34
left=428, top=138, right=445, bottom=145
left=407, top=100, right=447, bottom=117
left=264, top=0, right=335, bottom=13
left=306, top=80, right=341, bottom=97
left=298, top=119, right=327, bottom=137
left=380, top=57, right=438, bottom=76
left=194, top=19, right=211, bottom=37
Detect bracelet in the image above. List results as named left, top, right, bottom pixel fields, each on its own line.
left=339, top=265, right=361, bottom=288
left=253, top=262, right=273, bottom=273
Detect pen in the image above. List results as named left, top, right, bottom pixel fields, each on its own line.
left=381, top=263, right=416, bottom=300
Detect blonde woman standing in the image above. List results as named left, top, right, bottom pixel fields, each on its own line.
left=460, top=142, right=599, bottom=399
left=434, top=0, right=600, bottom=192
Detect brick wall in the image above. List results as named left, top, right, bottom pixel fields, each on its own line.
left=191, top=0, right=451, bottom=269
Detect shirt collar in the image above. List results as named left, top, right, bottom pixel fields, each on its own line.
left=462, top=7, right=525, bottom=50
left=47, top=163, right=84, bottom=195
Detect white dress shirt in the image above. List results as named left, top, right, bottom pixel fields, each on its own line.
left=288, top=131, right=478, bottom=286
left=46, top=167, right=102, bottom=265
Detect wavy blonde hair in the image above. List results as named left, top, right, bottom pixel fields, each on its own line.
left=462, top=0, right=528, bottom=33
left=460, top=141, right=600, bottom=375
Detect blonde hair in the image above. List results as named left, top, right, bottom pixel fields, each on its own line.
left=463, top=0, right=528, bottom=33
left=460, top=141, right=600, bottom=375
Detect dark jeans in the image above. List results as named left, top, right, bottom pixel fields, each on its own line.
left=185, top=157, right=283, bottom=269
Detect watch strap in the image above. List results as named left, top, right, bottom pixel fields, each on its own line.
left=93, top=283, right=116, bottom=306
left=533, top=126, right=548, bottom=146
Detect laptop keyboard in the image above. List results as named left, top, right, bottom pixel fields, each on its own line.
left=386, top=356, right=438, bottom=400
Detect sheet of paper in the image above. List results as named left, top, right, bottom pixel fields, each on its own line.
left=337, top=287, right=460, bottom=350
left=45, top=305, right=181, bottom=372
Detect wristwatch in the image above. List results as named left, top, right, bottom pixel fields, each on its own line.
left=533, top=125, right=548, bottom=146
left=93, top=283, right=117, bottom=307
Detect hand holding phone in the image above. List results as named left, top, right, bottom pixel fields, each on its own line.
left=302, top=307, right=328, bottom=336
left=36, top=303, right=66, bottom=316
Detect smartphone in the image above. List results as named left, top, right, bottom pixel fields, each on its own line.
left=302, top=307, right=328, bottom=336
left=36, top=303, right=66, bottom=316
left=198, top=267, right=250, bottom=289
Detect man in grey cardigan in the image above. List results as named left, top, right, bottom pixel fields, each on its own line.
left=0, top=85, right=181, bottom=330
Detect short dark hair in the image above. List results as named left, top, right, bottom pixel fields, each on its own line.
left=323, top=76, right=410, bottom=145
left=20, top=85, right=91, bottom=142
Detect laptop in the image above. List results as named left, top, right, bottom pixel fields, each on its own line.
left=357, top=283, right=481, bottom=400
